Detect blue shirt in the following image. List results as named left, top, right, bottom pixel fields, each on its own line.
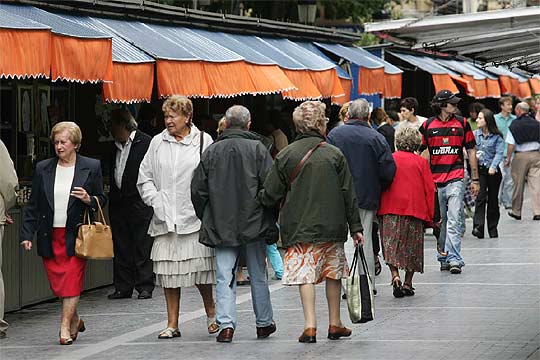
left=474, top=129, right=504, bottom=170
left=494, top=112, right=516, bottom=156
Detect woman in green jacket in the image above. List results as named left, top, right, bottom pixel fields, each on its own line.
left=259, top=101, right=363, bottom=344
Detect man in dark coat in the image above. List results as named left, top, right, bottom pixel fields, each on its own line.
left=108, top=109, right=154, bottom=300
left=505, top=102, right=540, bottom=221
left=327, top=98, right=396, bottom=292
left=191, top=105, right=277, bottom=343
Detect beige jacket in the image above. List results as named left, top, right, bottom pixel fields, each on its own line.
left=0, top=140, right=18, bottom=224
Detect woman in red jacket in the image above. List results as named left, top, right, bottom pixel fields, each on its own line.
left=378, top=127, right=435, bottom=298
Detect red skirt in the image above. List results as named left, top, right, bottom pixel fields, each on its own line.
left=42, top=228, right=86, bottom=297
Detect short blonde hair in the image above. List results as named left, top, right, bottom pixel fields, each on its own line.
left=339, top=102, right=350, bottom=122
left=395, top=126, right=421, bottom=153
left=50, top=121, right=82, bottom=150
left=163, top=95, right=193, bottom=124
left=292, top=101, right=326, bottom=135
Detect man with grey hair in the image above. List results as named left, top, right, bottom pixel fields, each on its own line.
left=191, top=105, right=278, bottom=343
left=0, top=140, right=17, bottom=338
left=107, top=109, right=155, bottom=300
left=327, top=98, right=396, bottom=294
left=505, top=102, right=540, bottom=221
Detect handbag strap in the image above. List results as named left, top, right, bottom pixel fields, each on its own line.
left=93, top=196, right=107, bottom=225
left=199, top=130, right=204, bottom=158
left=287, top=141, right=326, bottom=190
left=358, top=246, right=371, bottom=279
left=349, top=246, right=359, bottom=284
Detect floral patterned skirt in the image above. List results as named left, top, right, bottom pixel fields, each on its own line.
left=380, top=214, right=424, bottom=273
left=282, top=242, right=348, bottom=285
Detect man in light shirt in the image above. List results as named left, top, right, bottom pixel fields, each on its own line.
left=108, top=109, right=155, bottom=300
left=0, top=140, right=18, bottom=338
left=505, top=102, right=540, bottom=221
left=495, top=96, right=517, bottom=209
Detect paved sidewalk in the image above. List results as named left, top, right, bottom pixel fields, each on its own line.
left=1, top=197, right=539, bottom=360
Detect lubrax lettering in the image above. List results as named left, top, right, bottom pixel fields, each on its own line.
left=432, top=146, right=459, bottom=155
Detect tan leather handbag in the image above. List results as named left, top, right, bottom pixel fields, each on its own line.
left=75, top=196, right=114, bottom=259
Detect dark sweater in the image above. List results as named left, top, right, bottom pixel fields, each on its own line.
left=509, top=114, right=540, bottom=145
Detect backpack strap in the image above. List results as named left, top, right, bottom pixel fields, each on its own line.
left=199, top=130, right=204, bottom=158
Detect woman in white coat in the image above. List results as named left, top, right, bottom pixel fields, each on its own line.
left=137, top=95, right=217, bottom=339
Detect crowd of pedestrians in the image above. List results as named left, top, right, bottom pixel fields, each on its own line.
left=0, top=91, right=538, bottom=345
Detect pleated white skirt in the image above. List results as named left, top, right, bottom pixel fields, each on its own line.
left=151, top=231, right=216, bottom=288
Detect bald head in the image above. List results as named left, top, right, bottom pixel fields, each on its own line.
left=515, top=102, right=530, bottom=116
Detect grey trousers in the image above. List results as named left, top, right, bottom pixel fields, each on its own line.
left=358, top=209, right=376, bottom=289
left=0, top=226, right=8, bottom=333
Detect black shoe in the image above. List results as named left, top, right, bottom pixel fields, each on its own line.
left=107, top=290, right=132, bottom=300
left=341, top=293, right=347, bottom=300
left=138, top=290, right=152, bottom=300
left=256, top=322, right=276, bottom=339
left=449, top=265, right=462, bottom=274
left=472, top=227, right=484, bottom=239
left=488, top=230, right=498, bottom=238
left=508, top=212, right=521, bottom=220
left=533, top=215, right=540, bottom=221
left=440, top=262, right=450, bottom=271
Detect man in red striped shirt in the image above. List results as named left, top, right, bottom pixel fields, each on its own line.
left=419, top=90, right=480, bottom=274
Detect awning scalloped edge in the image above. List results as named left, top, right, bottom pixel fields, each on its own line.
left=1, top=73, right=49, bottom=79
left=51, top=76, right=104, bottom=84
left=104, top=97, right=152, bottom=104
left=159, top=86, right=298, bottom=99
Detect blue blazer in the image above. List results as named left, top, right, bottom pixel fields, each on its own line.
left=21, top=154, right=107, bottom=258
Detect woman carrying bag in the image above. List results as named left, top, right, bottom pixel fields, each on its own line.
left=259, top=101, right=363, bottom=343
left=20, top=121, right=106, bottom=345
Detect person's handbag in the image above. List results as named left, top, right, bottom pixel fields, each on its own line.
left=346, top=246, right=374, bottom=323
left=75, top=196, right=114, bottom=260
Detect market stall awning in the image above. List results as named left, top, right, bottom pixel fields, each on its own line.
left=314, top=42, right=403, bottom=98
left=483, top=65, right=532, bottom=99
left=1, top=4, right=113, bottom=83
left=0, top=7, right=51, bottom=79
left=365, top=7, right=540, bottom=75
left=387, top=52, right=472, bottom=95
left=434, top=59, right=501, bottom=98
left=60, top=15, right=155, bottom=103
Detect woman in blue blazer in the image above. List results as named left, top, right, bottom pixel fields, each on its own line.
left=20, top=121, right=106, bottom=345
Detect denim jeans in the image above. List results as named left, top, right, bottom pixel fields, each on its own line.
left=215, top=241, right=273, bottom=330
left=266, top=243, right=283, bottom=279
left=499, top=162, right=514, bottom=207
left=437, top=180, right=465, bottom=267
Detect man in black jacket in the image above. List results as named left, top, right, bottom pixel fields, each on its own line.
left=191, top=105, right=277, bottom=343
left=505, top=102, right=540, bottom=221
left=108, top=109, right=154, bottom=300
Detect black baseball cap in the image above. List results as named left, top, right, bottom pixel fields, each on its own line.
left=433, top=90, right=461, bottom=104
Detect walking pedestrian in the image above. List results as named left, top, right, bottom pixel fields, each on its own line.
left=20, top=122, right=106, bottom=345
left=495, top=96, right=516, bottom=209
left=398, top=97, right=427, bottom=130
left=108, top=109, right=154, bottom=300
left=472, top=109, right=505, bottom=238
left=505, top=102, right=540, bottom=221
left=327, top=98, right=396, bottom=292
left=137, top=95, right=218, bottom=339
left=371, top=107, right=396, bottom=153
left=419, top=90, right=480, bottom=274
left=258, top=100, right=363, bottom=343
left=191, top=105, right=278, bottom=343
left=467, top=102, right=485, bottom=131
left=378, top=127, right=435, bottom=298
left=0, top=140, right=17, bottom=339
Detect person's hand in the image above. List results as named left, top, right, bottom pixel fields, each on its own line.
left=352, top=232, right=364, bottom=247
left=71, top=187, right=91, bottom=205
left=20, top=240, right=32, bottom=251
left=4, top=213, right=13, bottom=225
left=488, top=168, right=496, bottom=175
left=504, top=159, right=510, bottom=167
left=471, top=181, right=480, bottom=196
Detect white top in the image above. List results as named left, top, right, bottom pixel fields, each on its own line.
left=137, top=126, right=213, bottom=237
left=114, top=130, right=136, bottom=189
left=53, top=164, right=75, bottom=227
left=397, top=115, right=426, bottom=131
left=505, top=131, right=540, bottom=152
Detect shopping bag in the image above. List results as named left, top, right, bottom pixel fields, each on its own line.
left=75, top=196, right=114, bottom=260
left=346, top=246, right=374, bottom=323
